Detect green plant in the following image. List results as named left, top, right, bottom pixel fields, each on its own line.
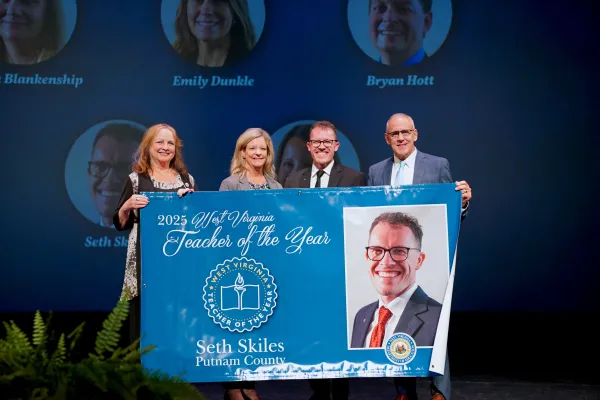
left=0, top=297, right=205, bottom=400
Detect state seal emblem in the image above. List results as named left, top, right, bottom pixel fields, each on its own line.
left=385, top=333, right=417, bottom=365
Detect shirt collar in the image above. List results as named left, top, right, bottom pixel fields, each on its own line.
left=377, top=47, right=425, bottom=66
left=311, top=160, right=335, bottom=177
left=378, top=283, right=419, bottom=316
left=393, top=148, right=418, bottom=169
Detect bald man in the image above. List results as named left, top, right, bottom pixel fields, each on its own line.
left=366, top=113, right=472, bottom=400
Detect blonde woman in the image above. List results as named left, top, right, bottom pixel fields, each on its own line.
left=0, top=0, right=67, bottom=64
left=173, top=0, right=256, bottom=67
left=113, top=123, right=197, bottom=344
left=218, top=128, right=280, bottom=400
left=220, top=128, right=281, bottom=192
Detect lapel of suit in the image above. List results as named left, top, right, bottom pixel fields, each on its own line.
left=353, top=301, right=378, bottom=347
left=394, top=286, right=428, bottom=337
left=328, top=162, right=343, bottom=188
left=382, top=158, right=394, bottom=185
left=412, top=151, right=427, bottom=185
left=238, top=174, right=250, bottom=190
left=299, top=168, right=311, bottom=188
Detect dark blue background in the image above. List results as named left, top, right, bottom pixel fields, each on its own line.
left=0, top=0, right=597, bottom=313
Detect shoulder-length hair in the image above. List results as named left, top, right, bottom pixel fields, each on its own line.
left=230, top=128, right=276, bottom=180
left=0, top=0, right=66, bottom=63
left=132, top=124, right=188, bottom=176
left=173, top=0, right=256, bottom=65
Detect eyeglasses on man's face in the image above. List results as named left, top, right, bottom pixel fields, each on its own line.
left=308, top=139, right=337, bottom=147
left=386, top=129, right=416, bottom=138
left=88, top=160, right=131, bottom=179
left=365, top=246, right=420, bottom=262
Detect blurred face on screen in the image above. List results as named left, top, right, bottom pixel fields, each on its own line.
left=88, top=136, right=138, bottom=226
left=149, top=128, right=176, bottom=166
left=367, top=223, right=425, bottom=304
left=0, top=0, right=46, bottom=40
left=187, top=0, right=233, bottom=42
left=368, top=0, right=432, bottom=64
left=242, top=136, right=267, bottom=171
left=385, top=114, right=418, bottom=161
left=278, top=137, right=312, bottom=184
left=307, top=126, right=339, bottom=169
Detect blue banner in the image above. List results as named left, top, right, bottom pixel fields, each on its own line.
left=139, top=184, right=461, bottom=382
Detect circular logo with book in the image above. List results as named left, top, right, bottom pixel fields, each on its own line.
left=202, top=257, right=277, bottom=333
left=385, top=333, right=417, bottom=365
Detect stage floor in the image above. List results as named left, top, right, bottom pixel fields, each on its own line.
left=193, top=376, right=600, bottom=399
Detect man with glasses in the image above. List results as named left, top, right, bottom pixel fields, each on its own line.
left=283, top=120, right=364, bottom=190
left=366, top=113, right=472, bottom=399
left=87, top=122, right=143, bottom=228
left=350, top=211, right=440, bottom=349
left=283, top=120, right=364, bottom=400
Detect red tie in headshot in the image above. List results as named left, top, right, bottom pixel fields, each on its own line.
left=369, top=306, right=393, bottom=348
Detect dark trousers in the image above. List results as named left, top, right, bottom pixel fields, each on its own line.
left=309, top=378, right=349, bottom=400
left=222, top=381, right=256, bottom=390
left=394, top=377, right=418, bottom=399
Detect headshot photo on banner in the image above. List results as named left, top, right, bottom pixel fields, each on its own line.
left=343, top=205, right=450, bottom=350
left=347, top=0, right=452, bottom=67
left=271, top=120, right=361, bottom=186
left=160, top=0, right=266, bottom=68
left=0, top=0, right=78, bottom=65
left=64, top=119, right=147, bottom=229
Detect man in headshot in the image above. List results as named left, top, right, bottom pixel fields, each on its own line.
left=350, top=211, right=441, bottom=350
left=284, top=120, right=364, bottom=400
left=87, top=122, right=143, bottom=228
left=367, top=113, right=472, bottom=399
left=368, top=0, right=433, bottom=66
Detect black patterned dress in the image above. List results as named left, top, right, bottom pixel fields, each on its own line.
left=113, top=171, right=197, bottom=344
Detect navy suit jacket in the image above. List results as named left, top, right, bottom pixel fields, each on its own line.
left=350, top=286, right=442, bottom=348
left=367, top=151, right=468, bottom=219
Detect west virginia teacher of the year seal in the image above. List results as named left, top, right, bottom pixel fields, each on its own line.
left=203, top=257, right=277, bottom=333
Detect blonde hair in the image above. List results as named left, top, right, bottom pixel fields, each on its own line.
left=230, top=128, right=276, bottom=179
left=173, top=0, right=256, bottom=65
left=0, top=0, right=66, bottom=64
left=132, top=124, right=188, bottom=176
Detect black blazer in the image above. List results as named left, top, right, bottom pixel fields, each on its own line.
left=283, top=162, right=365, bottom=188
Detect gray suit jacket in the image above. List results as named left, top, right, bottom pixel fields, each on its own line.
left=219, top=173, right=283, bottom=191
left=367, top=150, right=468, bottom=219
left=350, top=286, right=442, bottom=348
left=367, top=151, right=452, bottom=186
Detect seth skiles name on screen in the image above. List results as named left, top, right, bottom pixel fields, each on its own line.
left=196, top=338, right=286, bottom=367
left=173, top=75, right=254, bottom=88
left=84, top=236, right=127, bottom=248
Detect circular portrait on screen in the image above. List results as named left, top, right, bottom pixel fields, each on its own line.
left=347, top=0, right=452, bottom=67
left=65, top=120, right=147, bottom=229
left=161, top=0, right=266, bottom=68
left=271, top=120, right=361, bottom=186
left=0, top=0, right=77, bottom=65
